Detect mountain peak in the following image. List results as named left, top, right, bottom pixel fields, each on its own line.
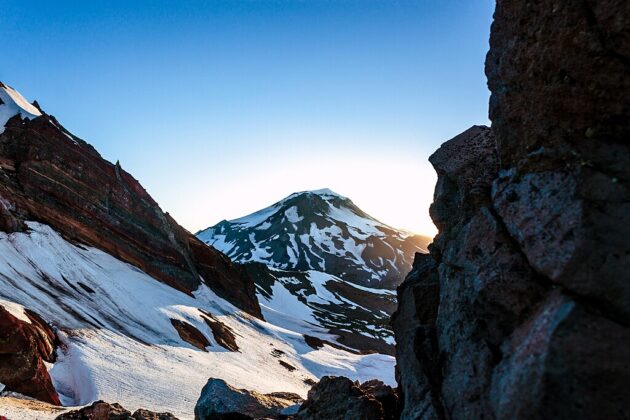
left=309, top=188, right=345, bottom=198
left=198, top=189, right=430, bottom=288
left=0, top=82, right=42, bottom=134
left=283, top=188, right=348, bottom=203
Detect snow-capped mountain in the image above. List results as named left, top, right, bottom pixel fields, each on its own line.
left=0, top=83, right=395, bottom=419
left=198, top=188, right=431, bottom=289
left=197, top=189, right=431, bottom=355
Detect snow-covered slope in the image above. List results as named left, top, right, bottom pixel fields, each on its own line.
left=0, top=222, right=394, bottom=419
left=249, top=264, right=397, bottom=355
left=198, top=189, right=431, bottom=289
left=0, top=82, right=42, bottom=134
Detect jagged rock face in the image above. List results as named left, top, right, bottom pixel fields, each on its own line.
left=296, top=376, right=399, bottom=420
left=487, top=0, right=630, bottom=322
left=194, top=378, right=302, bottom=420
left=0, top=111, right=260, bottom=318
left=0, top=305, right=60, bottom=405
left=55, top=400, right=179, bottom=419
left=487, top=0, right=630, bottom=169
left=394, top=1, right=630, bottom=418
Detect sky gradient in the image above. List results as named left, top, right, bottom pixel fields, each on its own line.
left=1, top=1, right=494, bottom=236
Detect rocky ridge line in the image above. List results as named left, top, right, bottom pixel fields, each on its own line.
left=0, top=96, right=261, bottom=318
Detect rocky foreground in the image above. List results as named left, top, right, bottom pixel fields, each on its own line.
left=393, top=0, right=630, bottom=419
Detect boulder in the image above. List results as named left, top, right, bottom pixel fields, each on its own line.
left=55, top=400, right=178, bottom=420
left=194, top=378, right=302, bottom=420
left=296, top=376, right=399, bottom=420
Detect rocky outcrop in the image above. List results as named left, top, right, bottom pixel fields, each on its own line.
left=194, top=378, right=302, bottom=420
left=0, top=111, right=261, bottom=318
left=55, top=400, right=178, bottom=419
left=170, top=319, right=211, bottom=352
left=199, top=310, right=239, bottom=352
left=393, top=1, right=630, bottom=418
left=296, top=376, right=399, bottom=420
left=0, top=305, right=60, bottom=405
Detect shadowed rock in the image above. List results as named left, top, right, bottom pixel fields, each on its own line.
left=296, top=376, right=399, bottom=420
left=0, top=305, right=60, bottom=405
left=55, top=400, right=178, bottom=419
left=393, top=1, right=630, bottom=418
left=194, top=378, right=302, bottom=420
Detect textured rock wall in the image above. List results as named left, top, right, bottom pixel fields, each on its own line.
left=393, top=1, right=630, bottom=418
left=0, top=115, right=261, bottom=318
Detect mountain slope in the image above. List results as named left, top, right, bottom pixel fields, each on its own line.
left=0, top=83, right=395, bottom=418
left=0, top=222, right=394, bottom=418
left=198, top=188, right=431, bottom=289
left=246, top=263, right=397, bottom=355
left=0, top=81, right=259, bottom=317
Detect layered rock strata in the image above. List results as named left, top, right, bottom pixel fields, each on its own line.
left=0, top=111, right=260, bottom=318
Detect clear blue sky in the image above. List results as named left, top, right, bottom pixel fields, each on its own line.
left=0, top=0, right=494, bottom=235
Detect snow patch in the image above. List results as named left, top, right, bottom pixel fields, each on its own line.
left=0, top=83, right=42, bottom=134
left=0, top=298, right=31, bottom=323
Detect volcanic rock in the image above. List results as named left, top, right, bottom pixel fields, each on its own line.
left=393, top=0, right=630, bottom=418
left=0, top=305, right=60, bottom=405
left=296, top=376, right=399, bottom=420
left=55, top=400, right=178, bottom=420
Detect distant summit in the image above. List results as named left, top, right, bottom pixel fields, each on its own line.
left=198, top=189, right=431, bottom=353
left=198, top=188, right=431, bottom=289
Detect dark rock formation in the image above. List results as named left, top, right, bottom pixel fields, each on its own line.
left=0, top=305, right=60, bottom=405
left=170, top=319, right=211, bottom=351
left=393, top=1, right=630, bottom=418
left=296, top=376, right=399, bottom=420
left=194, top=378, right=303, bottom=420
left=199, top=310, right=239, bottom=352
left=0, top=113, right=261, bottom=318
left=55, top=400, right=178, bottom=419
